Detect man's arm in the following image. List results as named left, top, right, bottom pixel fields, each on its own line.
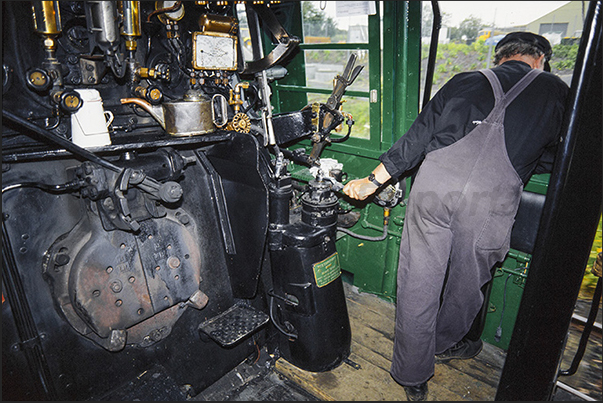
left=343, top=73, right=456, bottom=201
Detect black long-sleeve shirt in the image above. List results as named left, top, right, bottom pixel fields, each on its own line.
left=380, top=60, right=569, bottom=184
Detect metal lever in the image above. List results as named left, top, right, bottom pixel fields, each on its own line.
left=114, top=168, right=183, bottom=231
left=3, top=109, right=184, bottom=207
left=240, top=3, right=300, bottom=76
left=326, top=53, right=364, bottom=110
left=321, top=175, right=344, bottom=192
left=308, top=54, right=364, bottom=164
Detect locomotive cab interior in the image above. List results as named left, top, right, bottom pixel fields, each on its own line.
left=2, top=1, right=601, bottom=401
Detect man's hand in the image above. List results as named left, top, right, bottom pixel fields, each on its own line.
left=343, top=177, right=379, bottom=200
left=343, top=163, right=392, bottom=200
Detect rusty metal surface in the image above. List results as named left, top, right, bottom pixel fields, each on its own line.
left=44, top=207, right=202, bottom=349
left=134, top=212, right=202, bottom=312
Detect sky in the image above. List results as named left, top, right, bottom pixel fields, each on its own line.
left=312, top=1, right=573, bottom=30
left=438, top=1, right=572, bottom=28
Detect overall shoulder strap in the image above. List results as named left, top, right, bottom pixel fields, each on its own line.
left=480, top=69, right=505, bottom=102
left=480, top=68, right=543, bottom=107
left=502, top=68, right=543, bottom=106
left=480, top=68, right=543, bottom=123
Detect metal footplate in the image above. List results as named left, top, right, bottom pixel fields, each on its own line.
left=198, top=302, right=270, bottom=346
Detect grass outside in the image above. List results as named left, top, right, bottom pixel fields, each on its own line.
left=579, top=214, right=602, bottom=301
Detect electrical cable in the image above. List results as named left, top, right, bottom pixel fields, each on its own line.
left=337, top=207, right=390, bottom=241
left=337, top=222, right=389, bottom=242
left=268, top=294, right=297, bottom=340
left=2, top=180, right=83, bottom=195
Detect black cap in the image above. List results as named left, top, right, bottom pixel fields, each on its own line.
left=495, top=31, right=552, bottom=72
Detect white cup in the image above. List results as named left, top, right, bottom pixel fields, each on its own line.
left=71, top=89, right=113, bottom=148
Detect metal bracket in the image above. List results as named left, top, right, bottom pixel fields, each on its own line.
left=239, top=3, right=300, bottom=76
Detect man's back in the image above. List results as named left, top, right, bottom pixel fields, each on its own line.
left=380, top=60, right=569, bottom=183
left=440, top=60, right=569, bottom=181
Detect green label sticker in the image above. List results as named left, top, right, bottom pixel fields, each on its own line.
left=313, top=252, right=341, bottom=288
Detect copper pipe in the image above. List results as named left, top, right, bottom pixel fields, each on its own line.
left=147, top=1, right=182, bottom=22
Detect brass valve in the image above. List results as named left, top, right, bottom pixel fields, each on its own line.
left=229, top=82, right=249, bottom=114
left=227, top=113, right=251, bottom=133
left=136, top=66, right=169, bottom=81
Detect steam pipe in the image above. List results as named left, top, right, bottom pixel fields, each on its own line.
left=338, top=208, right=390, bottom=241
left=31, top=1, right=64, bottom=88
left=119, top=1, right=141, bottom=87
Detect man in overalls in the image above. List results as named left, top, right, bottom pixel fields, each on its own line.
left=343, top=32, right=569, bottom=401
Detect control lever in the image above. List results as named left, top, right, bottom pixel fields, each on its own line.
left=309, top=53, right=364, bottom=164
left=124, top=169, right=183, bottom=204
left=321, top=175, right=344, bottom=192
left=240, top=3, right=300, bottom=76
left=325, top=53, right=364, bottom=111
left=113, top=168, right=183, bottom=231
left=322, top=173, right=406, bottom=209
left=3, top=109, right=184, bottom=209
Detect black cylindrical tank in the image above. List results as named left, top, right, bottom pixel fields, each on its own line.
left=268, top=177, right=351, bottom=372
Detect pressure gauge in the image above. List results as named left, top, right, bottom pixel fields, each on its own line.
left=192, top=32, right=238, bottom=71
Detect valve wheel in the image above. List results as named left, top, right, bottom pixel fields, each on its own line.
left=231, top=113, right=251, bottom=133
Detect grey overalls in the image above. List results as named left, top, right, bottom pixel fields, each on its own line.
left=390, top=68, right=543, bottom=386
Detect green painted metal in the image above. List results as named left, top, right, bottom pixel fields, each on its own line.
left=524, top=173, right=551, bottom=194
left=276, top=2, right=422, bottom=299
left=336, top=202, right=407, bottom=302
left=482, top=254, right=531, bottom=350
left=367, top=5, right=383, bottom=151
left=480, top=173, right=549, bottom=349
left=382, top=1, right=422, bottom=150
